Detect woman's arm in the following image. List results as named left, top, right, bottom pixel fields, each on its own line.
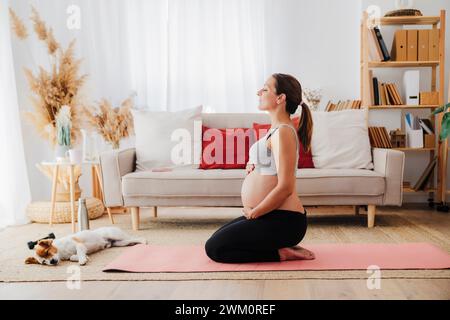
left=247, top=127, right=297, bottom=219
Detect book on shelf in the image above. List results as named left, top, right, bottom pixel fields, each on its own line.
left=369, top=28, right=384, bottom=61
left=368, top=127, right=392, bottom=148
left=413, top=156, right=438, bottom=191
left=370, top=77, right=404, bottom=106
left=325, top=100, right=362, bottom=112
left=419, top=118, right=434, bottom=134
left=372, top=77, right=380, bottom=105
left=373, top=26, right=391, bottom=61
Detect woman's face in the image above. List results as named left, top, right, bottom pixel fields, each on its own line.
left=257, top=77, right=283, bottom=111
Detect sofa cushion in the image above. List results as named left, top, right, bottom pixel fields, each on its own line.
left=131, top=106, right=203, bottom=171
left=199, top=126, right=253, bottom=170
left=122, top=168, right=384, bottom=198
left=311, top=110, right=374, bottom=170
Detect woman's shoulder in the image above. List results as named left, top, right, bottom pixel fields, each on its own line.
left=270, top=124, right=299, bottom=149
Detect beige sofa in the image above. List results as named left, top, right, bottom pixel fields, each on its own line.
left=100, top=113, right=405, bottom=230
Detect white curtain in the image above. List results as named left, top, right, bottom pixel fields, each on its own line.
left=11, top=0, right=266, bottom=112
left=167, top=0, right=266, bottom=112
left=0, top=0, right=32, bottom=228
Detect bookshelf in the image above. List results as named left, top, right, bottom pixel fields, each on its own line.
left=361, top=10, right=448, bottom=207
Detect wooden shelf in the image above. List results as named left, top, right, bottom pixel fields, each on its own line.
left=368, top=61, right=440, bottom=68
left=393, top=147, right=436, bottom=152
left=369, top=105, right=439, bottom=110
left=370, top=16, right=440, bottom=26
left=403, top=187, right=437, bottom=193
left=362, top=10, right=447, bottom=205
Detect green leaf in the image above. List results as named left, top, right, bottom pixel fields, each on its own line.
left=432, top=103, right=450, bottom=115
left=432, top=106, right=445, bottom=115
left=439, top=112, right=450, bottom=141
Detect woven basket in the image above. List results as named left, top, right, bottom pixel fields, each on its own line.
left=384, top=9, right=423, bottom=17
left=26, top=198, right=104, bottom=224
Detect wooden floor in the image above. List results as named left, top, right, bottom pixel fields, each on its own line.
left=1, top=204, right=449, bottom=300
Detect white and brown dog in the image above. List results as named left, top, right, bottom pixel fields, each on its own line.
left=25, top=227, right=147, bottom=266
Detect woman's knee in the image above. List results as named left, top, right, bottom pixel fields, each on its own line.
left=205, top=237, right=220, bottom=262
left=205, top=237, right=229, bottom=263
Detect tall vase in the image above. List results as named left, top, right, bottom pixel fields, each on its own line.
left=81, top=129, right=100, bottom=162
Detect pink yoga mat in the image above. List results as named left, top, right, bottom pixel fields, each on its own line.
left=103, top=243, right=450, bottom=273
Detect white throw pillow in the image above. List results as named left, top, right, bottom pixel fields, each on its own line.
left=311, top=109, right=374, bottom=169
left=132, top=106, right=203, bottom=171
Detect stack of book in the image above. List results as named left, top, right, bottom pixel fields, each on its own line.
left=370, top=75, right=404, bottom=106
left=413, top=156, right=438, bottom=191
left=368, top=127, right=393, bottom=148
left=325, top=100, right=362, bottom=112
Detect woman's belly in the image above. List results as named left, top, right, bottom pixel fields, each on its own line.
left=241, top=170, right=305, bottom=213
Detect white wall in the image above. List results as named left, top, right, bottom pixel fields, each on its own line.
left=11, top=0, right=450, bottom=204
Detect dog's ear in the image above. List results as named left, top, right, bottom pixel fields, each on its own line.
left=25, top=257, right=40, bottom=265
left=38, top=239, right=53, bottom=247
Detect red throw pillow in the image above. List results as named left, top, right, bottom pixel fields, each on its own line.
left=252, top=117, right=315, bottom=169
left=200, top=126, right=253, bottom=169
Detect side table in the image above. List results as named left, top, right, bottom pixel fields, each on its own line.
left=42, top=160, right=113, bottom=233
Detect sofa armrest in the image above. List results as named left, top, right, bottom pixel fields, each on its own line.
left=372, top=148, right=405, bottom=206
left=99, top=148, right=136, bottom=207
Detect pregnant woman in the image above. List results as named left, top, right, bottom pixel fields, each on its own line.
left=205, top=73, right=315, bottom=263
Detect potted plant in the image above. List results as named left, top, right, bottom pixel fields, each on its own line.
left=431, top=102, right=449, bottom=212
left=432, top=102, right=450, bottom=142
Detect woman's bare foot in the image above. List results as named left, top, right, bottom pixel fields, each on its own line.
left=278, top=246, right=315, bottom=261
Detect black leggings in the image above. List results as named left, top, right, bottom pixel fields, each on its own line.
left=205, top=209, right=308, bottom=264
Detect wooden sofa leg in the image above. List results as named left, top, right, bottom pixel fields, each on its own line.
left=131, top=207, right=140, bottom=231
left=153, top=206, right=158, bottom=218
left=368, top=205, right=376, bottom=228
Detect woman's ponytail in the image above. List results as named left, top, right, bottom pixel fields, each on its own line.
left=298, top=101, right=313, bottom=153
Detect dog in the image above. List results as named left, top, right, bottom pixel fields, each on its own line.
left=25, top=227, right=147, bottom=266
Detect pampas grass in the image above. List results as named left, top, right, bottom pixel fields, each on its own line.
left=9, top=8, right=28, bottom=39
left=10, top=6, right=86, bottom=148
left=83, top=97, right=135, bottom=150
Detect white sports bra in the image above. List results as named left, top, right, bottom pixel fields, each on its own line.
left=248, top=124, right=299, bottom=176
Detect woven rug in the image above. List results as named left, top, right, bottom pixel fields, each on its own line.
left=1, top=207, right=450, bottom=282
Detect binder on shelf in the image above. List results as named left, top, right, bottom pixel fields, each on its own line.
left=418, top=29, right=429, bottom=61
left=373, top=26, right=391, bottom=61
left=419, top=118, right=434, bottom=134
left=407, top=30, right=418, bottom=61
left=403, top=70, right=420, bottom=105
left=405, top=113, right=423, bottom=148
left=391, top=30, right=407, bottom=61
left=429, top=28, right=439, bottom=60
